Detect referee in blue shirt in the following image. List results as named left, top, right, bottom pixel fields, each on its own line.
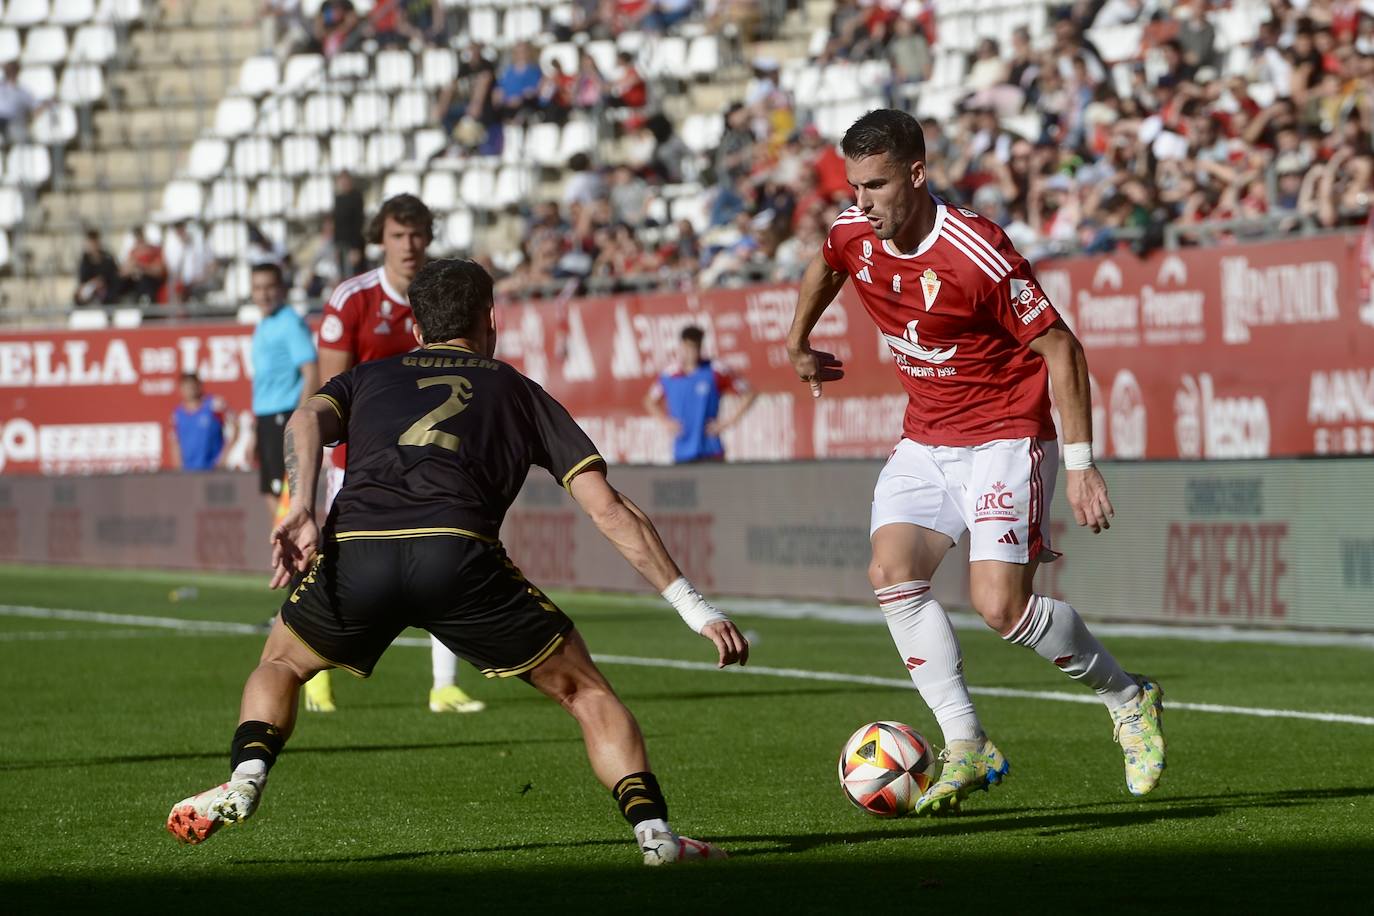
left=250, top=263, right=318, bottom=516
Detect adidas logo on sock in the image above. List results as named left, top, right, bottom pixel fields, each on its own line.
left=997, top=529, right=1019, bottom=545
left=905, top=656, right=926, bottom=669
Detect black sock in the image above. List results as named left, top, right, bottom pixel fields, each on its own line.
left=612, top=771, right=668, bottom=827
left=230, top=720, right=285, bottom=777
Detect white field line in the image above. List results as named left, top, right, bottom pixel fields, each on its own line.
left=4, top=604, right=1372, bottom=728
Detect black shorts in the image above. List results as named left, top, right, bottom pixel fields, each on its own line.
left=279, top=534, right=574, bottom=679
left=255, top=412, right=290, bottom=496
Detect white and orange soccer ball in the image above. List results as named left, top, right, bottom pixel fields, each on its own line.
left=838, top=721, right=936, bottom=817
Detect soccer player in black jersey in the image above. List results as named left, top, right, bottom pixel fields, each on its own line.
left=166, top=259, right=749, bottom=865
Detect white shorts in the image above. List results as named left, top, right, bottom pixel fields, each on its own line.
left=870, top=437, right=1061, bottom=565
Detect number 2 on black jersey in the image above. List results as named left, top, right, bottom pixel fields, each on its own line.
left=398, top=376, right=474, bottom=452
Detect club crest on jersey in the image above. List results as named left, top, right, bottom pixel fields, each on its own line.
left=920, top=268, right=941, bottom=311
left=862, top=239, right=873, bottom=260
left=892, top=274, right=901, bottom=293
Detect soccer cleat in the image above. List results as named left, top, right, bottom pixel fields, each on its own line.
left=303, top=670, right=336, bottom=713
left=1112, top=674, right=1166, bottom=796
left=913, top=736, right=1010, bottom=816
left=639, top=830, right=728, bottom=866
left=429, top=685, right=486, bottom=714
left=165, top=777, right=263, bottom=845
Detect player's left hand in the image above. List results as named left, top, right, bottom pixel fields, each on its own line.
left=701, top=619, right=750, bottom=668
left=269, top=506, right=320, bottom=589
left=1066, top=467, right=1115, bottom=533
left=705, top=419, right=724, bottom=436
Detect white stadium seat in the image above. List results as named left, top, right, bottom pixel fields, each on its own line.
left=686, top=36, right=719, bottom=77
left=493, top=166, right=534, bottom=208
left=18, top=66, right=56, bottom=101
left=51, top=0, right=97, bottom=26
left=282, top=53, right=325, bottom=93
left=329, top=133, right=365, bottom=171
left=0, top=28, right=18, bottom=64
left=364, top=132, right=405, bottom=174
left=421, top=47, right=456, bottom=89
left=390, top=90, right=428, bottom=131
left=186, top=138, right=230, bottom=181
left=460, top=168, right=495, bottom=210
left=161, top=180, right=203, bottom=221
left=213, top=96, right=257, bottom=137
left=238, top=55, right=280, bottom=97
left=680, top=112, right=723, bottom=154
left=255, top=95, right=300, bottom=137
left=327, top=51, right=369, bottom=82
left=585, top=40, right=617, bottom=77
left=501, top=123, right=525, bottom=165
left=641, top=36, right=686, bottom=79
left=70, top=23, right=116, bottom=63
left=58, top=63, right=103, bottom=105
left=539, top=42, right=578, bottom=77
left=412, top=128, right=447, bottom=163
left=4, top=0, right=48, bottom=28
left=373, top=49, right=414, bottom=91
left=468, top=8, right=498, bottom=44
left=4, top=145, right=51, bottom=186
left=382, top=172, right=421, bottom=199
left=504, top=6, right=543, bottom=43
left=96, top=0, right=143, bottom=24
left=0, top=229, right=9, bottom=270
left=0, top=187, right=23, bottom=227
left=442, top=209, right=474, bottom=251
left=29, top=102, right=77, bottom=145
left=347, top=91, right=388, bottom=133
left=205, top=178, right=249, bottom=220
left=421, top=171, right=459, bottom=211
left=209, top=220, right=248, bottom=260
left=21, top=26, right=68, bottom=67
left=559, top=119, right=596, bottom=160
left=525, top=122, right=561, bottom=167
left=302, top=93, right=346, bottom=134
left=232, top=137, right=275, bottom=178
left=295, top=175, right=333, bottom=216
left=251, top=178, right=293, bottom=219
left=279, top=135, right=322, bottom=176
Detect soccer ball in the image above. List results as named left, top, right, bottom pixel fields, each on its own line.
left=838, top=721, right=936, bottom=817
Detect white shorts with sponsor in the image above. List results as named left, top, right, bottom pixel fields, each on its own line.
left=870, top=437, right=1060, bottom=564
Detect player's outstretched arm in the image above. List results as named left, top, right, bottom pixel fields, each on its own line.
left=1029, top=321, right=1115, bottom=534
left=269, top=401, right=342, bottom=589
left=568, top=469, right=749, bottom=667
left=786, top=255, right=848, bottom=398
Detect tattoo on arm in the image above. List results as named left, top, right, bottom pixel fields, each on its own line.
left=284, top=425, right=301, bottom=499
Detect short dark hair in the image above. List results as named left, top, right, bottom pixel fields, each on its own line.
left=408, top=258, right=494, bottom=343
left=680, top=325, right=704, bottom=346
left=250, top=261, right=284, bottom=284
left=179, top=371, right=200, bottom=384
left=841, top=109, right=927, bottom=165
left=367, top=193, right=435, bottom=245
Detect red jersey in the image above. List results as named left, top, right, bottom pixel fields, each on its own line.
left=317, top=267, right=417, bottom=467
left=823, top=198, right=1060, bottom=447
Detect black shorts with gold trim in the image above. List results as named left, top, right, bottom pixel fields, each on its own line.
left=279, top=530, right=573, bottom=679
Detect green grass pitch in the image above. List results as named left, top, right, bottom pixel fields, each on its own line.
left=1, top=563, right=1371, bottom=914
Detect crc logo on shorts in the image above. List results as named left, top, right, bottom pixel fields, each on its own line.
left=974, top=481, right=1018, bottom=523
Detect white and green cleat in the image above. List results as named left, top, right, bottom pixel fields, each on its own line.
left=1112, top=675, right=1166, bottom=796
left=913, top=736, right=1010, bottom=816
left=165, top=777, right=264, bottom=845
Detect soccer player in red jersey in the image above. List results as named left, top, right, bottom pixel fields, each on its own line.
left=787, top=110, right=1166, bottom=812
left=306, top=193, right=484, bottom=716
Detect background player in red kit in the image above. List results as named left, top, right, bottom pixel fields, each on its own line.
left=307, top=193, right=484, bottom=716
left=786, top=110, right=1166, bottom=814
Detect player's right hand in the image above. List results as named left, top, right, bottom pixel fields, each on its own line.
left=269, top=506, right=320, bottom=589
left=701, top=619, right=750, bottom=668
left=787, top=344, right=845, bottom=399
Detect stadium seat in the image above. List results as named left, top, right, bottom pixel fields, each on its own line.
left=364, top=133, right=405, bottom=174
left=500, top=124, right=525, bottom=165
left=460, top=169, right=494, bottom=210
left=69, top=23, right=115, bottom=63
left=161, top=180, right=203, bottom=221
left=279, top=135, right=321, bottom=176
left=641, top=36, right=687, bottom=79
left=282, top=53, right=325, bottom=93
left=382, top=172, right=420, bottom=199
left=0, top=28, right=17, bottom=64
left=390, top=90, right=429, bottom=131
left=295, top=175, right=333, bottom=216
left=421, top=171, right=459, bottom=212
left=4, top=145, right=52, bottom=186
left=503, top=6, right=543, bottom=43
left=468, top=8, right=498, bottom=44
left=686, top=36, right=719, bottom=78
left=3, top=0, right=48, bottom=28
left=493, top=166, right=535, bottom=208
left=20, top=26, right=68, bottom=67
left=540, top=42, right=578, bottom=77
left=95, top=0, right=143, bottom=24
left=209, top=220, right=248, bottom=260
left=232, top=137, right=275, bottom=178
left=1088, top=24, right=1143, bottom=64
left=412, top=128, right=447, bottom=163
left=111, top=307, right=142, bottom=328
left=68, top=309, right=110, bottom=330
left=58, top=63, right=102, bottom=105
left=524, top=122, right=561, bottom=167
left=205, top=179, right=250, bottom=220
left=373, top=49, right=414, bottom=91
left=251, top=178, right=293, bottom=219
left=680, top=112, right=723, bottom=154
left=585, top=40, right=617, bottom=78
left=238, top=55, right=280, bottom=97
left=213, top=96, right=257, bottom=138
left=559, top=119, right=596, bottom=160
left=18, top=65, right=56, bottom=102
left=673, top=191, right=710, bottom=234
left=442, top=209, right=474, bottom=252
left=329, top=133, right=365, bottom=172
left=223, top=261, right=252, bottom=304
left=347, top=91, right=389, bottom=133
left=421, top=47, right=456, bottom=89
left=255, top=96, right=300, bottom=137
left=302, top=93, right=346, bottom=134
left=50, top=0, right=96, bottom=26
left=327, top=51, right=369, bottom=82
left=29, top=102, right=77, bottom=145
left=0, top=229, right=9, bottom=270
left=186, top=138, right=230, bottom=181
left=0, top=187, right=23, bottom=227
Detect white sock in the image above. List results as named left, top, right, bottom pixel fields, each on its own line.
left=876, top=581, right=983, bottom=744
left=1005, top=594, right=1140, bottom=709
left=231, top=759, right=266, bottom=783
left=431, top=635, right=458, bottom=690
left=634, top=817, right=672, bottom=843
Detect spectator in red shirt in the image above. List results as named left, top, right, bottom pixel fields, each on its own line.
left=610, top=51, right=648, bottom=108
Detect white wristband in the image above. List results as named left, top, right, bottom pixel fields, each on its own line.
left=1063, top=441, right=1094, bottom=470
left=661, top=577, right=728, bottom=634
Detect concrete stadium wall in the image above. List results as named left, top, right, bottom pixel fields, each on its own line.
left=2, top=459, right=1371, bottom=632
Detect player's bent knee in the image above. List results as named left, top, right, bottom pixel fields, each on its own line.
left=868, top=558, right=921, bottom=590
left=969, top=587, right=1027, bottom=635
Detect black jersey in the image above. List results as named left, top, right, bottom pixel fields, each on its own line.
left=310, top=343, right=603, bottom=541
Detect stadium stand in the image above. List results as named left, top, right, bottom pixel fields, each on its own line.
left=0, top=0, right=1369, bottom=324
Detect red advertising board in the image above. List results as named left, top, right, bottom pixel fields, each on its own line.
left=2, top=233, right=1372, bottom=475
